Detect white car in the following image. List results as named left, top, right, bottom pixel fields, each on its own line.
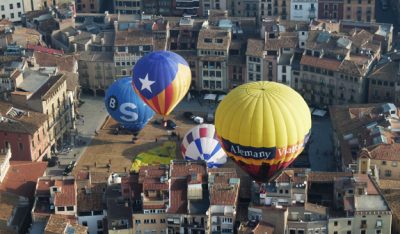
left=194, top=116, right=204, bottom=124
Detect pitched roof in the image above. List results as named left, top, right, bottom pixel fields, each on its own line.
left=246, top=39, right=264, bottom=57
left=300, top=55, right=341, bottom=71
left=77, top=192, right=104, bottom=212
left=197, top=28, right=231, bottom=50
left=368, top=144, right=400, bottom=161
left=27, top=45, right=64, bottom=55
left=45, top=214, right=87, bottom=234
left=114, top=30, right=153, bottom=46
left=308, top=171, right=353, bottom=183
left=0, top=161, right=47, bottom=198
left=54, top=179, right=76, bottom=207
left=33, top=52, right=75, bottom=72
left=338, top=59, right=363, bottom=76
left=0, top=101, right=47, bottom=135
left=210, top=183, right=239, bottom=206
left=264, top=36, right=298, bottom=51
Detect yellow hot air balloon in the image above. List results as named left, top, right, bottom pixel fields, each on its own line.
left=215, top=81, right=312, bottom=182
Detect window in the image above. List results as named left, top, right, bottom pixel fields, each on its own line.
left=382, top=161, right=387, bottom=165
left=334, top=221, right=338, bottom=226
left=392, top=161, right=397, bottom=167
left=150, top=219, right=156, bottom=223
left=9, top=3, right=13, bottom=9
left=135, top=220, right=141, bottom=224
left=334, top=232, right=338, bottom=234
left=97, top=220, right=103, bottom=229
left=82, top=221, right=88, bottom=226
left=348, top=220, right=351, bottom=225
left=58, top=207, right=65, bottom=211
left=160, top=219, right=166, bottom=223
left=215, top=39, right=223, bottom=43
left=0, top=5, right=4, bottom=10
left=10, top=13, right=14, bottom=19
left=376, top=220, right=382, bottom=228
left=144, top=219, right=149, bottom=224
left=67, top=206, right=74, bottom=211
left=385, top=170, right=392, bottom=177
left=19, top=143, right=23, bottom=151
left=347, top=231, right=351, bottom=234
left=204, top=38, right=212, bottom=43
left=361, top=231, right=366, bottom=234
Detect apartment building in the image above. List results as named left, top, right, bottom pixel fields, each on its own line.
left=75, top=0, right=104, bottom=13
left=32, top=176, right=77, bottom=228
left=202, top=0, right=228, bottom=16
left=197, top=23, right=231, bottom=91
left=176, top=0, right=201, bottom=16
left=329, top=174, right=392, bottom=234
left=259, top=0, right=290, bottom=20
left=243, top=169, right=392, bottom=233
left=169, top=17, right=202, bottom=51
left=167, top=161, right=209, bottom=233
left=290, top=0, right=317, bottom=21
left=318, top=0, right=344, bottom=20
left=114, top=0, right=141, bottom=15
left=342, top=0, right=375, bottom=22
left=330, top=103, right=400, bottom=176
left=10, top=69, right=74, bottom=152
left=75, top=171, right=108, bottom=234
left=367, top=53, right=400, bottom=104
left=142, top=0, right=174, bottom=16
left=78, top=51, right=115, bottom=95
left=0, top=101, right=50, bottom=161
left=208, top=168, right=240, bottom=233
left=132, top=165, right=169, bottom=234
left=0, top=0, right=24, bottom=22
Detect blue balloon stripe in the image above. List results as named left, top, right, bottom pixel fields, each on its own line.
left=194, top=139, right=203, bottom=155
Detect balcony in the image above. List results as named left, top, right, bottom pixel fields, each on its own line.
left=361, top=223, right=367, bottom=229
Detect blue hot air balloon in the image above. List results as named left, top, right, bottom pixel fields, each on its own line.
left=105, top=77, right=154, bottom=133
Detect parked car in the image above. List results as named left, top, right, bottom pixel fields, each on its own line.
left=183, top=111, right=195, bottom=120
left=47, top=157, right=58, bottom=167
left=63, top=161, right=76, bottom=176
left=153, top=118, right=163, bottom=125
left=164, top=120, right=177, bottom=129
left=194, top=116, right=204, bottom=124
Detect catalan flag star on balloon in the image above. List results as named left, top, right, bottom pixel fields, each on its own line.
left=139, top=74, right=155, bottom=93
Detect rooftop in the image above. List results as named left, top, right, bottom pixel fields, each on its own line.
left=44, top=214, right=87, bottom=234
left=300, top=55, right=341, bottom=71
left=0, top=161, right=47, bottom=198
left=114, top=30, right=153, bottom=46
left=0, top=102, right=47, bottom=135
left=210, top=183, right=239, bottom=206
left=197, top=27, right=231, bottom=51
left=54, top=179, right=76, bottom=207
left=18, top=68, right=58, bottom=95
left=33, top=52, right=76, bottom=73
left=246, top=39, right=264, bottom=57
left=0, top=191, right=26, bottom=233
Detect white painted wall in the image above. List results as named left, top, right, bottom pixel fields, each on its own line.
left=78, top=211, right=106, bottom=234
left=290, top=0, right=318, bottom=21
left=0, top=0, right=24, bottom=22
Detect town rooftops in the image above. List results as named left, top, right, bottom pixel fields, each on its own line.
left=0, top=161, right=47, bottom=198
left=44, top=214, right=87, bottom=234
left=54, top=179, right=76, bottom=207
left=300, top=55, right=341, bottom=71
left=197, top=27, right=231, bottom=51
left=114, top=30, right=153, bottom=46
left=33, top=52, right=75, bottom=73
left=0, top=101, right=47, bottom=135
left=246, top=39, right=264, bottom=57
left=209, top=182, right=239, bottom=206
left=0, top=191, right=28, bottom=233
left=308, top=171, right=353, bottom=183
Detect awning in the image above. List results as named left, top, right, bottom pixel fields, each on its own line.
left=204, top=94, right=217, bottom=101
left=217, top=95, right=226, bottom=102
left=312, top=109, right=327, bottom=117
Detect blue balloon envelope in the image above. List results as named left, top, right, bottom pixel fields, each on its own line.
left=105, top=77, right=155, bottom=133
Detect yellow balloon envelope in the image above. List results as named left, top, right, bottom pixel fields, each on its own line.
left=214, top=81, right=312, bottom=182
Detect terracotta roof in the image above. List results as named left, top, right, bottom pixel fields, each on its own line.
left=354, top=174, right=379, bottom=195
left=0, top=161, right=47, bottom=198
left=379, top=179, right=400, bottom=190
left=300, top=55, right=341, bottom=71
left=12, top=27, right=42, bottom=47
left=197, top=28, right=231, bottom=50
left=0, top=101, right=47, bottom=135
left=351, top=29, right=374, bottom=47
left=210, top=183, right=239, bottom=206
left=308, top=172, right=353, bottom=183
left=54, top=179, right=76, bottom=207
left=36, top=177, right=54, bottom=196
left=338, top=59, right=363, bottom=76
left=264, top=36, right=298, bottom=51
left=167, top=178, right=187, bottom=214
left=45, top=214, right=87, bottom=234
left=368, top=59, right=400, bottom=82
left=246, top=39, right=264, bottom=57
left=33, top=52, right=75, bottom=72
left=304, top=202, right=328, bottom=215
left=114, top=30, right=153, bottom=46
left=0, top=191, right=23, bottom=233
left=368, top=144, right=400, bottom=161
left=254, top=221, right=275, bottom=233
left=382, top=190, right=400, bottom=219
left=77, top=192, right=104, bottom=212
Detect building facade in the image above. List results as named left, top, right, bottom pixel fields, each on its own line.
left=0, top=0, right=24, bottom=22
left=342, top=0, right=375, bottom=22
left=114, top=0, right=141, bottom=15
left=290, top=0, right=317, bottom=21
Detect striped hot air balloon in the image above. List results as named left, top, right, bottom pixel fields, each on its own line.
left=132, top=51, right=191, bottom=116
left=215, top=81, right=312, bottom=182
left=181, top=124, right=227, bottom=168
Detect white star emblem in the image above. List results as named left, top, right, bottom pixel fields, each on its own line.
left=139, top=74, right=155, bottom=93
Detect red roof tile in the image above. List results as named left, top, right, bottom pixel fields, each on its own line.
left=300, top=55, right=341, bottom=71
left=167, top=178, right=187, bottom=214
left=210, top=183, right=239, bottom=206
left=0, top=161, right=47, bottom=198
left=54, top=179, right=76, bottom=206
left=368, top=144, right=400, bottom=161
left=33, top=51, right=75, bottom=72
left=308, top=172, right=353, bottom=183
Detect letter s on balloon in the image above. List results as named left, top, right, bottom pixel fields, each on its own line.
left=120, top=103, right=138, bottom=122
